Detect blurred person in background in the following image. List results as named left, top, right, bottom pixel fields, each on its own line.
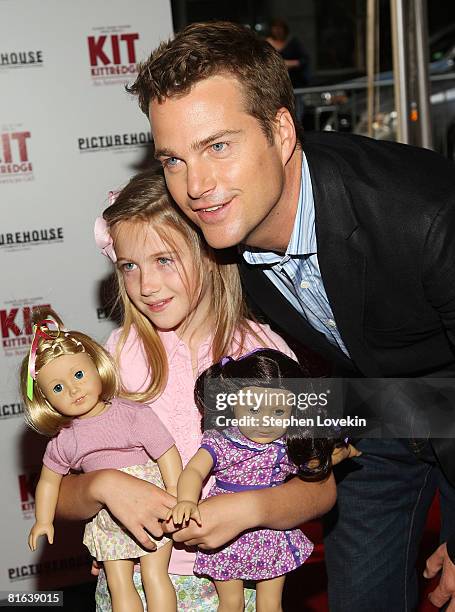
left=266, top=17, right=311, bottom=88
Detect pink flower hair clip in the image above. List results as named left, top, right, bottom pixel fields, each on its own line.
left=94, top=191, right=119, bottom=263
left=94, top=216, right=116, bottom=263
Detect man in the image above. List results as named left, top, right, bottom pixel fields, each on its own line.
left=129, top=21, right=455, bottom=611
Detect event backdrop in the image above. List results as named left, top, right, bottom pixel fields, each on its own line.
left=0, top=0, right=173, bottom=592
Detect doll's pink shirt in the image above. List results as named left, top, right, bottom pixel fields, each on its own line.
left=105, top=322, right=295, bottom=576
left=43, top=397, right=175, bottom=474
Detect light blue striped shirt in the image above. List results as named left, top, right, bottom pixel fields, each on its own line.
left=241, top=153, right=350, bottom=357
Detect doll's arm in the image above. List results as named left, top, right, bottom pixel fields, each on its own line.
left=29, top=466, right=63, bottom=551
left=156, top=445, right=183, bottom=496
left=166, top=448, right=214, bottom=526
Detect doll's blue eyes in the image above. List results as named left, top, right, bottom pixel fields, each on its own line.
left=52, top=371, right=83, bottom=393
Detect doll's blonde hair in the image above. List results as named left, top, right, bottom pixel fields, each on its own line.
left=20, top=308, right=119, bottom=437
left=103, top=168, right=267, bottom=403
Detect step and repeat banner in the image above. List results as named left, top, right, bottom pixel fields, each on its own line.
left=0, top=0, right=173, bottom=592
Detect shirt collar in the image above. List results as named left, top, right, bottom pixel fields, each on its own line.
left=223, top=426, right=286, bottom=450
left=241, top=152, right=317, bottom=266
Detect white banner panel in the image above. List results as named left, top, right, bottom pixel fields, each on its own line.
left=0, top=0, right=173, bottom=592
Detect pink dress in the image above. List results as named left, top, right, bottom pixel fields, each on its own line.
left=105, top=322, right=298, bottom=576
left=193, top=427, right=313, bottom=580
left=43, top=398, right=175, bottom=560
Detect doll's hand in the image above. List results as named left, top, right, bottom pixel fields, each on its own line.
left=166, top=501, right=202, bottom=527
left=171, top=492, right=253, bottom=550
left=29, top=522, right=54, bottom=551
left=331, top=443, right=362, bottom=466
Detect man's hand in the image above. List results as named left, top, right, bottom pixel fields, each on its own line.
left=95, top=470, right=176, bottom=550
left=332, top=443, right=362, bottom=466
left=424, top=542, right=455, bottom=610
left=169, top=492, right=254, bottom=550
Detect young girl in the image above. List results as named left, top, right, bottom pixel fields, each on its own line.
left=20, top=308, right=182, bottom=612
left=168, top=348, right=339, bottom=611
left=90, top=167, right=301, bottom=611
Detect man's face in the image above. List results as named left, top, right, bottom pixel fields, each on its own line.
left=149, top=75, right=289, bottom=250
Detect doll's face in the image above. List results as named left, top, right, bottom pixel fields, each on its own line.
left=233, top=386, right=294, bottom=443
left=36, top=353, right=106, bottom=419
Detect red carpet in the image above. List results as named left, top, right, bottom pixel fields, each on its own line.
left=283, top=494, right=441, bottom=611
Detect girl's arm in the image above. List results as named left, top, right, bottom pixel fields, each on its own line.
left=29, top=466, right=63, bottom=551
left=156, top=445, right=183, bottom=496
left=55, top=469, right=176, bottom=550
left=166, top=448, right=214, bottom=525
left=169, top=473, right=336, bottom=549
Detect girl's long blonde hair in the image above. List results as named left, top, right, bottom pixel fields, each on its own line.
left=104, top=168, right=265, bottom=403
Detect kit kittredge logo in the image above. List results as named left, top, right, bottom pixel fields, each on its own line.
left=18, top=471, right=38, bottom=518
left=87, top=26, right=139, bottom=82
left=0, top=50, right=43, bottom=69
left=0, top=129, right=33, bottom=180
left=1, top=302, right=51, bottom=356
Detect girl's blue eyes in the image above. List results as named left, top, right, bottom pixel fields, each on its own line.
left=75, top=370, right=84, bottom=380
left=122, top=262, right=136, bottom=272
left=53, top=384, right=63, bottom=394
left=121, top=258, right=172, bottom=271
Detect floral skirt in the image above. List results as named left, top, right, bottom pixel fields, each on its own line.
left=83, top=460, right=169, bottom=561
left=95, top=569, right=256, bottom=611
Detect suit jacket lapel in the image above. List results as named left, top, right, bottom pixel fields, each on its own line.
left=305, top=140, right=382, bottom=376
left=240, top=261, right=354, bottom=371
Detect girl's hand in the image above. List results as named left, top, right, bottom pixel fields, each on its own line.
left=29, top=522, right=54, bottom=551
left=166, top=501, right=202, bottom=526
left=94, top=470, right=176, bottom=550
left=331, top=443, right=362, bottom=466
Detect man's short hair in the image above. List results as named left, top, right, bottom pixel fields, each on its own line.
left=128, top=21, right=303, bottom=145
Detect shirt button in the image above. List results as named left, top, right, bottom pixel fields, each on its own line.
left=300, top=281, right=310, bottom=289
left=327, top=319, right=337, bottom=328
left=274, top=467, right=280, bottom=472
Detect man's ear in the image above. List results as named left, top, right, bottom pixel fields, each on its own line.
left=275, top=107, right=297, bottom=165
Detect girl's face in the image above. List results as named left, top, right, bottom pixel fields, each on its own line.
left=36, top=353, right=105, bottom=419
left=233, top=386, right=294, bottom=443
left=112, top=220, right=211, bottom=336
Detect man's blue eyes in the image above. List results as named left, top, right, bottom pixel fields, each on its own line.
left=52, top=371, right=84, bottom=393
left=164, top=143, right=227, bottom=166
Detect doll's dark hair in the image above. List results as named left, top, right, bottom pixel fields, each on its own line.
left=194, top=348, right=341, bottom=482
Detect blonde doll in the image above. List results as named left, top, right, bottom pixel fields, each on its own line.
left=20, top=308, right=182, bottom=612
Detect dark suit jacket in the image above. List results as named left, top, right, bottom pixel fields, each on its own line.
left=239, top=131, right=455, bottom=483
